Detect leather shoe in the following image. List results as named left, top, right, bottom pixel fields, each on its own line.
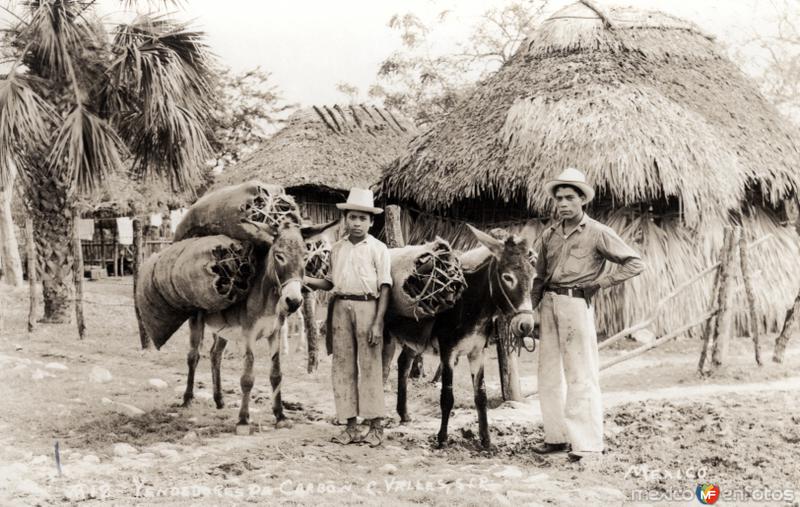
left=532, top=442, right=569, bottom=454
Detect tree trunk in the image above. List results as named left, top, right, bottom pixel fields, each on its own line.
left=25, top=215, right=38, bottom=332
left=132, top=216, right=151, bottom=349
left=0, top=178, right=24, bottom=287
left=71, top=207, right=86, bottom=339
left=496, top=316, right=523, bottom=401
left=28, top=172, right=74, bottom=323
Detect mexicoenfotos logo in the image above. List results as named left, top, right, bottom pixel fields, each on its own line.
left=696, top=483, right=721, bottom=504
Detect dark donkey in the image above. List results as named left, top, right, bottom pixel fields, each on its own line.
left=183, top=221, right=333, bottom=432
left=386, top=225, right=535, bottom=448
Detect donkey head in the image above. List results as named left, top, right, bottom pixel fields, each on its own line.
left=467, top=224, right=535, bottom=338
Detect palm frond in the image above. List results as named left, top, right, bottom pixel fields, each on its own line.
left=0, top=72, right=55, bottom=186
left=102, top=14, right=217, bottom=190
left=22, top=0, right=96, bottom=79
left=47, top=105, right=127, bottom=193
left=122, top=103, right=210, bottom=191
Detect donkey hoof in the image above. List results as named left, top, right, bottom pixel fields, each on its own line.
left=436, top=437, right=448, bottom=449
left=235, top=423, right=253, bottom=436
left=180, top=398, right=193, bottom=408
left=400, top=416, right=413, bottom=424
left=214, top=398, right=225, bottom=409
left=275, top=418, right=293, bottom=429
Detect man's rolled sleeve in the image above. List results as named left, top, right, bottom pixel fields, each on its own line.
left=376, top=244, right=393, bottom=288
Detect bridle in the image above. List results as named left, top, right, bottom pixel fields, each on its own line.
left=488, top=257, right=535, bottom=321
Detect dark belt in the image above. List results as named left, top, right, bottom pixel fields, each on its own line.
left=335, top=294, right=377, bottom=301
left=545, top=286, right=586, bottom=299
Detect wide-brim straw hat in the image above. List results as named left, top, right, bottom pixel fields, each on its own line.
left=544, top=167, right=595, bottom=203
left=336, top=187, right=383, bottom=214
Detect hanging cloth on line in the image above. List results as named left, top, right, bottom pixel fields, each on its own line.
left=77, top=219, right=95, bottom=241
left=117, top=217, right=133, bottom=245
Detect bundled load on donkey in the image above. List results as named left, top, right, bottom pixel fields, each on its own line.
left=137, top=236, right=258, bottom=348
left=388, top=237, right=466, bottom=320
left=174, top=181, right=301, bottom=244
left=137, top=181, right=307, bottom=349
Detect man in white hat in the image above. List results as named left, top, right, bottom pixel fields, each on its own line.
left=304, top=188, right=392, bottom=447
left=531, top=168, right=644, bottom=462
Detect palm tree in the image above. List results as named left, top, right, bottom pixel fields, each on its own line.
left=0, top=1, right=217, bottom=323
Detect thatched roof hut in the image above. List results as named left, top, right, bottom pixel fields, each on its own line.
left=217, top=104, right=417, bottom=223
left=378, top=1, right=800, bottom=336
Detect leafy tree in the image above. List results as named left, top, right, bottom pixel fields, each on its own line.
left=0, top=1, right=218, bottom=323
left=363, top=1, right=548, bottom=126
left=210, top=66, right=295, bottom=171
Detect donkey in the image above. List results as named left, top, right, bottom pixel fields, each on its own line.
left=182, top=220, right=334, bottom=432
left=386, top=225, right=535, bottom=449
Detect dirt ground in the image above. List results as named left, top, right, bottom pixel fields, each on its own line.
left=1, top=277, right=799, bottom=506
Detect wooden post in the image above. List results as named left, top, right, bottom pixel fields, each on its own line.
left=774, top=293, right=800, bottom=363
left=71, top=207, right=86, bottom=339
left=25, top=215, right=37, bottom=333
left=113, top=231, right=118, bottom=277
left=132, top=213, right=150, bottom=349
left=302, top=291, right=318, bottom=373
left=711, top=227, right=739, bottom=367
left=739, top=231, right=761, bottom=366
left=100, top=224, right=106, bottom=276
left=496, top=316, right=523, bottom=401
left=699, top=227, right=733, bottom=374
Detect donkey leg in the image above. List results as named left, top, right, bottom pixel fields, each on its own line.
left=182, top=313, right=204, bottom=408
left=382, top=332, right=396, bottom=385
left=237, top=330, right=256, bottom=430
left=437, top=348, right=455, bottom=448
left=396, top=346, right=416, bottom=423
left=468, top=345, right=491, bottom=449
left=210, top=333, right=228, bottom=409
left=271, top=350, right=292, bottom=428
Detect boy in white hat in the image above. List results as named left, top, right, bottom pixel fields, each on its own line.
left=304, top=188, right=392, bottom=447
left=531, top=168, right=644, bottom=462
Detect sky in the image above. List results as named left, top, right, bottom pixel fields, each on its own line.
left=84, top=0, right=791, bottom=107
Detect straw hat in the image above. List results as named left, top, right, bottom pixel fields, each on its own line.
left=544, top=168, right=595, bottom=202
left=336, top=188, right=383, bottom=214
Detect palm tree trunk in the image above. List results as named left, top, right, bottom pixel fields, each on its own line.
left=28, top=172, right=74, bottom=324
left=0, top=178, right=24, bottom=287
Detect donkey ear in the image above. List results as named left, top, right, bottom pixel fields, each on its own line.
left=301, top=218, right=340, bottom=240
left=467, top=224, right=504, bottom=258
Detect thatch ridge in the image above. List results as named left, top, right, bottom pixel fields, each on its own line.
left=378, top=2, right=800, bottom=225
left=218, top=104, right=417, bottom=192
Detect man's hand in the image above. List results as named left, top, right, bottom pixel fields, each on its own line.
left=579, top=282, right=601, bottom=296
left=368, top=321, right=383, bottom=346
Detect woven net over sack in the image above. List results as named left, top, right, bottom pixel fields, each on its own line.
left=388, top=238, right=466, bottom=320
left=174, top=181, right=301, bottom=245
left=137, top=235, right=257, bottom=349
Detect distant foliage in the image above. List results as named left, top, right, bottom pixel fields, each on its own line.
left=210, top=67, right=296, bottom=171
left=363, top=1, right=548, bottom=126
left=732, top=0, right=800, bottom=123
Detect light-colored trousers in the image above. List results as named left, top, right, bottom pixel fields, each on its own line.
left=331, top=299, right=385, bottom=420
left=537, top=291, right=604, bottom=452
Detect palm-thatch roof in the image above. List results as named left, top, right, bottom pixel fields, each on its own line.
left=217, top=105, right=417, bottom=194
left=378, top=1, right=800, bottom=225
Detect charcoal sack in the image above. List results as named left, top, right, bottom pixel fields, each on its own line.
left=136, top=235, right=257, bottom=349
left=174, top=181, right=301, bottom=245
left=387, top=238, right=466, bottom=321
